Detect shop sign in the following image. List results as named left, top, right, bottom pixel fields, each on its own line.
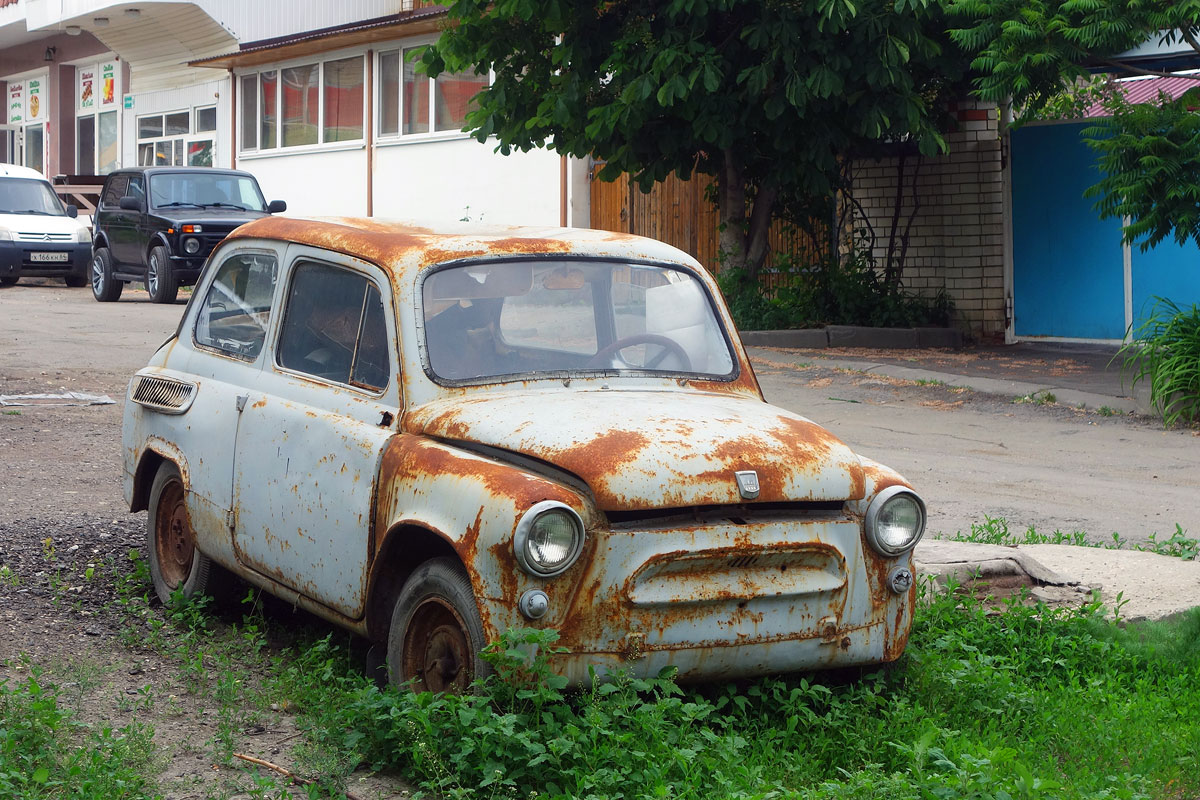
left=79, top=66, right=96, bottom=110
left=26, top=77, right=44, bottom=122
left=100, top=61, right=117, bottom=107
left=7, top=82, right=22, bottom=125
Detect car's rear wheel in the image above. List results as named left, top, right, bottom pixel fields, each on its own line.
left=91, top=247, right=122, bottom=302
left=387, top=557, right=490, bottom=692
left=0, top=276, right=17, bottom=287
left=146, top=461, right=217, bottom=604
left=146, top=245, right=178, bottom=304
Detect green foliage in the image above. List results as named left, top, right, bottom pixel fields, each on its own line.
left=945, top=0, right=1192, bottom=115
left=1117, top=297, right=1200, bottom=426
left=1084, top=93, right=1200, bottom=251
left=716, top=245, right=954, bottom=330
left=0, top=671, right=160, bottom=799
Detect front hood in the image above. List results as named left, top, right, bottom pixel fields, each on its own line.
left=0, top=213, right=87, bottom=236
left=404, top=391, right=866, bottom=511
left=153, top=209, right=270, bottom=226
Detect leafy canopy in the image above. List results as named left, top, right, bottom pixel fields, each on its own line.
left=424, top=0, right=969, bottom=201
left=948, top=0, right=1200, bottom=249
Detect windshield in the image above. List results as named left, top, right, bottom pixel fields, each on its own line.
left=0, top=178, right=67, bottom=216
left=422, top=260, right=736, bottom=382
left=148, top=172, right=267, bottom=212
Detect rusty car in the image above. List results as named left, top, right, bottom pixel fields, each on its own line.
left=122, top=217, right=927, bottom=692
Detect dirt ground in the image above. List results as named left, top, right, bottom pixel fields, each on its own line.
left=2, top=280, right=1198, bottom=798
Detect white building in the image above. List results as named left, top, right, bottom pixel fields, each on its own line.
left=1, top=0, right=587, bottom=226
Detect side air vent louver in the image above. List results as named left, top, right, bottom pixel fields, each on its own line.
left=131, top=375, right=196, bottom=414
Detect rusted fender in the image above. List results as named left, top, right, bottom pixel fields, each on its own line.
left=403, top=390, right=867, bottom=510
left=372, top=434, right=598, bottom=641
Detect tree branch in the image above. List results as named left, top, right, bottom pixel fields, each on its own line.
left=1180, top=27, right=1200, bottom=57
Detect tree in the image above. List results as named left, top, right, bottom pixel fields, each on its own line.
left=424, top=0, right=971, bottom=281
left=947, top=0, right=1200, bottom=249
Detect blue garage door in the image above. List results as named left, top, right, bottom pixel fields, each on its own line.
left=1011, top=122, right=1126, bottom=339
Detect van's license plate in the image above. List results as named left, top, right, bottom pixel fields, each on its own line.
left=30, top=252, right=69, bottom=262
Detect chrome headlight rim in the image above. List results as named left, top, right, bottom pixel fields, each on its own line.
left=864, top=485, right=926, bottom=557
left=514, top=500, right=585, bottom=578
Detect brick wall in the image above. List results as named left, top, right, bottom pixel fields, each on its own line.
left=844, top=99, right=1007, bottom=339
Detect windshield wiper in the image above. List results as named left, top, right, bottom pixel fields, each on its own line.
left=156, top=201, right=203, bottom=208
left=8, top=209, right=53, bottom=215
left=200, top=202, right=250, bottom=210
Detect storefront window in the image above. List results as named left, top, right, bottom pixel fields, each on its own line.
left=378, top=45, right=487, bottom=139
left=322, top=56, right=363, bottom=143
left=98, top=111, right=118, bottom=173
left=24, top=124, right=43, bottom=173
left=77, top=116, right=95, bottom=175
left=136, top=107, right=217, bottom=167
left=281, top=63, right=319, bottom=147
left=240, top=57, right=366, bottom=153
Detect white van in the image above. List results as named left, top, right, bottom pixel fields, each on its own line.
left=0, top=164, right=92, bottom=287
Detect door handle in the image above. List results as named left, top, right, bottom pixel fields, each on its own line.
left=236, top=394, right=248, bottom=412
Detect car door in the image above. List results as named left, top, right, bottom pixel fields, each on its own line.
left=111, top=174, right=146, bottom=267
left=174, top=243, right=286, bottom=559
left=230, top=245, right=400, bottom=618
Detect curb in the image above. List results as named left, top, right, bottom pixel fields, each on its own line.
left=745, top=347, right=1139, bottom=413
left=740, top=325, right=964, bottom=350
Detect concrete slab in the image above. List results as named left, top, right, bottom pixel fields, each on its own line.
left=826, top=325, right=920, bottom=349
left=914, top=540, right=1200, bottom=622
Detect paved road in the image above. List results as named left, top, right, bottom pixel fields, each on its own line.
left=3, top=281, right=1197, bottom=546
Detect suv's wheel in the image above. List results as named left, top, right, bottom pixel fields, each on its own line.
left=146, top=244, right=178, bottom=304
left=387, top=557, right=491, bottom=692
left=91, top=247, right=122, bottom=302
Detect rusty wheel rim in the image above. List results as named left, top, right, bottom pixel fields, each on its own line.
left=403, top=598, right=472, bottom=693
left=155, top=479, right=194, bottom=589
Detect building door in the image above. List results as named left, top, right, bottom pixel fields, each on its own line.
left=1010, top=122, right=1126, bottom=340
left=0, top=125, right=18, bottom=165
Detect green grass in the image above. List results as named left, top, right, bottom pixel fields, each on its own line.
left=6, top=524, right=1200, bottom=799
left=943, top=516, right=1198, bottom=559
left=1013, top=390, right=1057, bottom=406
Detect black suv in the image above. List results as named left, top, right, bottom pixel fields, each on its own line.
left=90, top=167, right=285, bottom=303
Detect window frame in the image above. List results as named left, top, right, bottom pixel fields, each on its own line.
left=238, top=49, right=366, bottom=155
left=375, top=40, right=492, bottom=144
left=136, top=105, right=218, bottom=167
left=192, top=248, right=282, bottom=363
left=273, top=257, right=393, bottom=395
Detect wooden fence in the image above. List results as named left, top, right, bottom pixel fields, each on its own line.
left=589, top=166, right=830, bottom=284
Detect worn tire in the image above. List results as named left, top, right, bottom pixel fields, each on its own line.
left=146, top=461, right=217, bottom=605
left=387, top=557, right=490, bottom=692
left=0, top=276, right=17, bottom=287
left=91, top=247, right=122, bottom=302
left=146, top=244, right=178, bottom=304
left=64, top=273, right=88, bottom=288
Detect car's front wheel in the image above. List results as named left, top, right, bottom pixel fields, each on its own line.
left=64, top=273, right=88, bottom=288
left=146, top=244, right=178, bottom=304
left=91, top=247, right=122, bottom=302
left=0, top=276, right=17, bottom=287
left=387, top=557, right=490, bottom=692
left=146, top=461, right=219, bottom=604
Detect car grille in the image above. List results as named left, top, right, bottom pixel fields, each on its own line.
left=16, top=232, right=73, bottom=242
left=130, top=375, right=196, bottom=414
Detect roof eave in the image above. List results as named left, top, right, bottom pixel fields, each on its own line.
left=189, top=7, right=449, bottom=70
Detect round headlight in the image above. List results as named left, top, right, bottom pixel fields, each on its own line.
left=514, top=501, right=585, bottom=577
left=864, top=486, right=926, bottom=556
left=183, top=237, right=201, bottom=254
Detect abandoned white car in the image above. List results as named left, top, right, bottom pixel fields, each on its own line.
left=122, top=217, right=927, bottom=691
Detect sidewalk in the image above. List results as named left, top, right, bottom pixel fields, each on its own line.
left=745, top=340, right=1139, bottom=413
left=745, top=339, right=1198, bottom=622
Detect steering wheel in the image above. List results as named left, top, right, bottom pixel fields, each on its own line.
left=586, top=333, right=692, bottom=371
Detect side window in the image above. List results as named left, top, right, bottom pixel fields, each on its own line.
left=194, top=252, right=279, bottom=359
left=126, top=176, right=145, bottom=203
left=277, top=261, right=391, bottom=391
left=100, top=175, right=127, bottom=207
